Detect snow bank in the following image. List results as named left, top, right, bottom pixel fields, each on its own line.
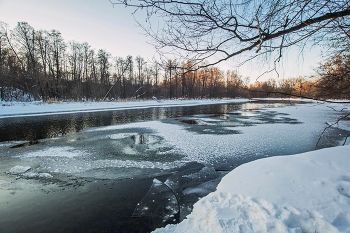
left=153, top=145, right=350, bottom=233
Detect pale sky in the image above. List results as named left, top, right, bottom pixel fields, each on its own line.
left=0, top=0, right=324, bottom=81
left=0, top=0, right=156, bottom=59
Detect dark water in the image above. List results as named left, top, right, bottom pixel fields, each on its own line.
left=0, top=101, right=292, bottom=142
left=0, top=178, right=154, bottom=233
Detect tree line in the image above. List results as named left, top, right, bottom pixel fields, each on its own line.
left=248, top=58, right=350, bottom=100
left=0, top=21, right=245, bottom=101
left=0, top=21, right=349, bottom=102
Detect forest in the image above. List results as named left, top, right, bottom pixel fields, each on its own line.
left=0, top=21, right=349, bottom=102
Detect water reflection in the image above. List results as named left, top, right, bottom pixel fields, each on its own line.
left=0, top=101, right=294, bottom=142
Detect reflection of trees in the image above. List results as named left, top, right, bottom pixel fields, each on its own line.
left=1, top=108, right=170, bottom=141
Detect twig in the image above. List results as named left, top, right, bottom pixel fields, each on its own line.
left=132, top=86, right=145, bottom=99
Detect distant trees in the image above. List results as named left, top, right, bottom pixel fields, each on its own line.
left=226, top=70, right=246, bottom=98
left=247, top=77, right=318, bottom=99
left=0, top=21, right=253, bottom=101
left=0, top=20, right=347, bottom=102
left=316, top=54, right=350, bottom=99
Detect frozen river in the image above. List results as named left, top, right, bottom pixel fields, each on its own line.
left=0, top=100, right=348, bottom=233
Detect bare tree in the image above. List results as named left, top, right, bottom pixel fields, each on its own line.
left=97, top=49, right=111, bottom=87
left=135, top=55, right=146, bottom=87
left=0, top=22, right=7, bottom=101
left=164, top=59, right=177, bottom=98
left=47, top=30, right=66, bottom=98
left=226, top=70, right=244, bottom=98
left=0, top=22, right=6, bottom=93
left=110, top=0, right=350, bottom=70
left=11, top=22, right=37, bottom=76
left=104, top=55, right=131, bottom=100
left=36, top=31, right=49, bottom=78
left=316, top=54, right=350, bottom=99
left=153, top=61, right=161, bottom=87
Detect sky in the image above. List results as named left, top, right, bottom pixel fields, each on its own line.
left=0, top=0, right=325, bottom=81
left=0, top=0, right=156, bottom=59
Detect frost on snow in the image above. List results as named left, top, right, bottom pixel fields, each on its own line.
left=154, top=193, right=340, bottom=233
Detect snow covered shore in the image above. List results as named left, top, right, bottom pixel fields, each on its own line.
left=153, top=145, right=350, bottom=233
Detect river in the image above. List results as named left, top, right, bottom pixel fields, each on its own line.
left=0, top=100, right=347, bottom=233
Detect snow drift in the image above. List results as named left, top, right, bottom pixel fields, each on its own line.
left=153, top=145, right=350, bottom=233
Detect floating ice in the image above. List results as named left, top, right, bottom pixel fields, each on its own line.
left=133, top=178, right=179, bottom=225
left=108, top=133, right=134, bottom=140
left=18, top=146, right=86, bottom=158
left=7, top=165, right=31, bottom=175
left=22, top=172, right=53, bottom=179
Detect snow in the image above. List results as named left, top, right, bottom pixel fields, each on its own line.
left=7, top=165, right=31, bottom=175
left=17, top=146, right=86, bottom=158
left=18, top=146, right=85, bottom=158
left=153, top=145, right=350, bottom=233
left=22, top=172, right=53, bottom=179
left=5, top=166, right=53, bottom=179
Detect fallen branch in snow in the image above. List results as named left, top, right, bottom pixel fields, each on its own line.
left=326, top=105, right=349, bottom=112
left=132, top=86, right=146, bottom=99
left=343, top=132, right=350, bottom=146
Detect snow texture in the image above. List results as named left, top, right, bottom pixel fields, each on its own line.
left=153, top=145, right=350, bottom=233
left=17, top=146, right=86, bottom=158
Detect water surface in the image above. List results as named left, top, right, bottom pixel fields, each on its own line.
left=0, top=101, right=292, bottom=142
